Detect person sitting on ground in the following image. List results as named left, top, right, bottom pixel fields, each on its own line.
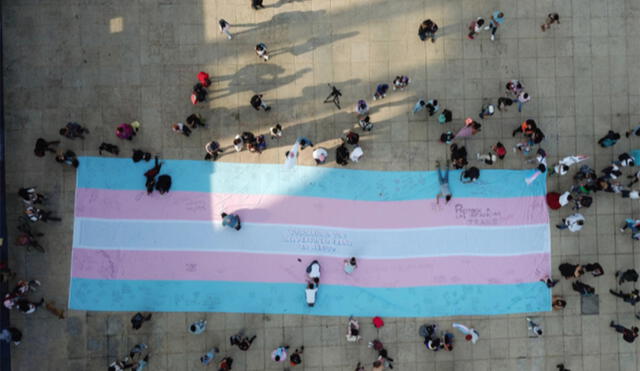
left=34, top=138, right=59, bottom=157
left=552, top=295, right=567, bottom=310
left=59, top=122, right=89, bottom=139
left=450, top=144, right=468, bottom=169
left=230, top=332, right=256, bottom=351
left=18, top=187, right=45, bottom=206
left=221, top=212, right=241, bottom=231
left=218, top=356, right=233, bottom=371
left=144, top=156, right=162, bottom=194
left=55, top=150, right=79, bottom=168
left=609, top=288, right=640, bottom=305
left=132, top=149, right=151, bottom=163
left=616, top=269, right=639, bottom=284
left=25, top=206, right=61, bottom=222
left=155, top=175, right=172, bottom=194
left=336, top=144, right=349, bottom=166
left=460, top=167, right=480, bottom=183
left=312, top=148, right=328, bottom=165
left=289, top=346, right=304, bottom=366
left=305, top=281, right=318, bottom=307
left=572, top=280, right=595, bottom=296
left=346, top=317, right=361, bottom=342
left=559, top=263, right=584, bottom=279
left=189, top=319, right=207, bottom=334
left=584, top=262, right=604, bottom=276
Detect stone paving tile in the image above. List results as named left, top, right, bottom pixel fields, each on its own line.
left=3, top=0, right=640, bottom=370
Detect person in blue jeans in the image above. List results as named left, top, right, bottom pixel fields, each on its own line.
left=436, top=160, right=452, bottom=205
left=221, top=212, right=241, bottom=230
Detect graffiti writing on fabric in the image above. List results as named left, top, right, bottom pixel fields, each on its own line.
left=284, top=229, right=352, bottom=253
left=454, top=204, right=502, bottom=225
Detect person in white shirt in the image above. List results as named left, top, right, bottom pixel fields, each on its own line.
left=350, top=146, right=363, bottom=162
left=551, top=155, right=589, bottom=176
left=559, top=191, right=573, bottom=207
left=312, top=148, right=328, bottom=165
left=306, top=260, right=320, bottom=283
left=526, top=317, right=543, bottom=337
left=452, top=323, right=479, bottom=344
left=305, top=282, right=318, bottom=307
left=556, top=213, right=585, bottom=232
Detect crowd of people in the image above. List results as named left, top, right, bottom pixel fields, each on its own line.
left=1, top=1, right=634, bottom=370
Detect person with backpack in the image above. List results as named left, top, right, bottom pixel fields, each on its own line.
left=515, top=92, right=531, bottom=112
left=373, top=83, right=389, bottom=100
left=312, top=148, right=328, bottom=165
left=255, top=43, right=270, bottom=61
left=250, top=94, right=270, bottom=111
left=355, top=100, right=369, bottom=117
left=130, top=312, right=152, bottom=330
left=418, top=19, right=438, bottom=42
left=144, top=156, right=162, bottom=194
left=289, top=347, right=304, bottom=366
left=189, top=319, right=207, bottom=334
left=438, top=109, right=452, bottom=124
left=487, top=11, right=505, bottom=41
left=218, top=356, right=233, bottom=370
left=346, top=317, right=361, bottom=342
left=598, top=130, right=621, bottom=147
left=620, top=218, right=640, bottom=240
left=132, top=149, right=151, bottom=162
left=99, top=143, right=120, bottom=156
left=412, top=99, right=426, bottom=114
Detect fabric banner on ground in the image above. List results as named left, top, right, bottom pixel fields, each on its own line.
left=69, top=157, right=551, bottom=317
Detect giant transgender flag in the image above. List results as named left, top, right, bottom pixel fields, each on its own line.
left=70, top=157, right=551, bottom=317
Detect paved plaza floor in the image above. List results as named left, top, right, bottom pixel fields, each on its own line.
left=3, top=0, right=640, bottom=369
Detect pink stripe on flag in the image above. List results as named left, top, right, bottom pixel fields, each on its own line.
left=71, top=249, right=551, bottom=287
left=75, top=188, right=549, bottom=229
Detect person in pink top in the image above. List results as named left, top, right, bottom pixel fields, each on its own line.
left=115, top=123, right=136, bottom=140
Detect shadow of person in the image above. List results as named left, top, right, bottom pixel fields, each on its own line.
left=210, top=64, right=312, bottom=99
left=233, top=10, right=326, bottom=38
left=270, top=31, right=360, bottom=57
left=269, top=0, right=308, bottom=9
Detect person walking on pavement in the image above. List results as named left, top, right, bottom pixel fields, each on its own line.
left=468, top=17, right=485, bottom=39
left=250, top=94, right=271, bottom=111
left=487, top=11, right=505, bottom=41
left=418, top=19, right=438, bottom=42
left=541, top=13, right=560, bottom=31
left=219, top=19, right=233, bottom=39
